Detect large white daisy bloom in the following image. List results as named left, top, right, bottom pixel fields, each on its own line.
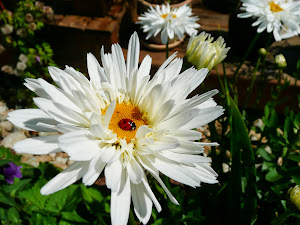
left=238, top=0, right=300, bottom=41
left=8, top=33, right=223, bottom=225
left=137, top=3, right=200, bottom=44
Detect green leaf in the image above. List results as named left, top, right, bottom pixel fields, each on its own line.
left=257, top=148, right=274, bottom=161
left=0, top=159, right=11, bottom=167
left=0, top=208, right=9, bottom=224
left=7, top=207, right=20, bottom=224
left=81, top=185, right=103, bottom=204
left=265, top=168, right=283, bottom=182
left=288, top=154, right=300, bottom=162
left=291, top=175, right=300, bottom=185
left=29, top=213, right=57, bottom=225
left=0, top=190, right=18, bottom=208
left=3, top=179, right=31, bottom=197
left=228, top=96, right=257, bottom=224
left=61, top=211, right=88, bottom=224
left=44, top=185, right=80, bottom=213
left=294, top=112, right=300, bottom=129
left=18, top=179, right=48, bottom=209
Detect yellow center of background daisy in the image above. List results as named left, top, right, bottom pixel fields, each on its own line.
left=161, top=13, right=177, bottom=19
left=269, top=1, right=284, bottom=12
left=102, top=103, right=148, bottom=143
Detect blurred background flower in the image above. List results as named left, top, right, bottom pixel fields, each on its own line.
left=2, top=162, right=22, bottom=184
left=137, top=3, right=200, bottom=44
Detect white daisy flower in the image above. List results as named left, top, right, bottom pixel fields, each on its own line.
left=238, top=0, right=300, bottom=41
left=8, top=33, right=223, bottom=225
left=137, top=3, right=200, bottom=44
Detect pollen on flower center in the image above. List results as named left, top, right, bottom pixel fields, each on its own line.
left=102, top=102, right=148, bottom=143
left=161, top=13, right=177, bottom=19
left=269, top=1, right=284, bottom=12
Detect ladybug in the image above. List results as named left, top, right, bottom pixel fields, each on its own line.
left=118, top=119, right=136, bottom=131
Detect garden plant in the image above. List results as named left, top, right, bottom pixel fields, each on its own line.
left=0, top=0, right=300, bottom=225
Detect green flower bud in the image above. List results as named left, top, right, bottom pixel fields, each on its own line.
left=186, top=32, right=230, bottom=70
left=275, top=54, right=287, bottom=68
left=289, top=185, right=300, bottom=210
left=258, top=48, right=267, bottom=57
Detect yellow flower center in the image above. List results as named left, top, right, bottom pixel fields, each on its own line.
left=102, top=103, right=148, bottom=143
left=269, top=1, right=284, bottom=12
left=161, top=13, right=177, bottom=19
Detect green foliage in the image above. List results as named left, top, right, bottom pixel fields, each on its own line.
left=0, top=0, right=56, bottom=107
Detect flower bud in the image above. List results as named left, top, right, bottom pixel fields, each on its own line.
left=289, top=185, right=300, bottom=210
left=275, top=54, right=287, bottom=68
left=258, top=48, right=267, bottom=57
left=186, top=32, right=230, bottom=70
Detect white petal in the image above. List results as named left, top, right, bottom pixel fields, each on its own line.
left=127, top=157, right=144, bottom=184
left=148, top=154, right=200, bottom=187
left=111, top=170, right=131, bottom=225
left=131, top=181, right=153, bottom=224
left=82, top=151, right=106, bottom=186
left=41, top=161, right=89, bottom=195
left=138, top=155, right=179, bottom=205
left=100, top=145, right=117, bottom=163
left=141, top=175, right=162, bottom=212
left=161, top=151, right=211, bottom=164
left=8, top=109, right=58, bottom=132
left=105, top=157, right=123, bottom=192
left=127, top=32, right=140, bottom=78
left=13, top=135, right=60, bottom=155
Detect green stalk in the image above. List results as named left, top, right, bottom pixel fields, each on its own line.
left=244, top=56, right=261, bottom=108
left=215, top=65, right=226, bottom=96
left=278, top=68, right=283, bottom=85
left=166, top=38, right=169, bottom=59
left=232, top=33, right=261, bottom=83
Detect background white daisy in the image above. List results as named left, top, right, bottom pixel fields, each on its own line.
left=137, top=3, right=200, bottom=44
left=8, top=32, right=223, bottom=225
left=238, top=0, right=300, bottom=41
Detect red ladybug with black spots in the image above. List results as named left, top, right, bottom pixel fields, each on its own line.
left=118, top=119, right=136, bottom=131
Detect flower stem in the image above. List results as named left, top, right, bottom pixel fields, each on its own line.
left=244, top=56, right=261, bottom=108
left=278, top=68, right=283, bottom=85
left=232, top=32, right=261, bottom=83
left=166, top=38, right=169, bottom=59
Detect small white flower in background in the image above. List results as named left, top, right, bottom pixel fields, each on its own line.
left=0, top=45, right=5, bottom=54
left=19, top=54, right=28, bottom=63
left=29, top=22, right=37, bottom=31
left=25, top=13, right=34, bottom=23
left=1, top=65, right=14, bottom=75
left=8, top=33, right=223, bottom=225
left=42, top=6, right=54, bottom=15
left=16, top=62, right=27, bottom=71
left=275, top=54, right=287, bottom=68
left=238, top=0, right=300, bottom=41
left=1, top=24, right=13, bottom=35
left=137, top=3, right=200, bottom=44
left=16, top=28, right=27, bottom=37
left=186, top=32, right=230, bottom=70
left=35, top=1, right=44, bottom=9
